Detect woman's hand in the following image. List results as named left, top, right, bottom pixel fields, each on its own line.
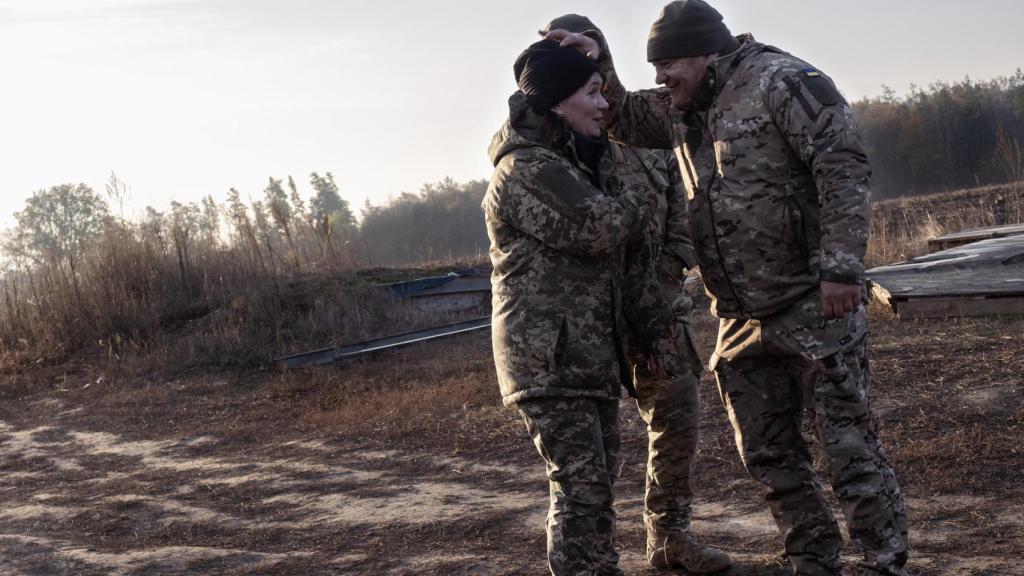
left=544, top=29, right=601, bottom=60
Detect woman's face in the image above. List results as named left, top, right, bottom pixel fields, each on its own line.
left=552, top=73, right=608, bottom=138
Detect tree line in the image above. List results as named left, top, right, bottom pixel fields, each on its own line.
left=853, top=69, right=1024, bottom=199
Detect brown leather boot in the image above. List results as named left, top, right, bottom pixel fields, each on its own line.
left=647, top=528, right=732, bottom=573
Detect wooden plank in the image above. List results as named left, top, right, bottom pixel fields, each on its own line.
left=927, top=223, right=1024, bottom=252
left=868, top=235, right=1024, bottom=299
left=895, top=296, right=1024, bottom=319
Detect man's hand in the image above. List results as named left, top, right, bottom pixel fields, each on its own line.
left=544, top=29, right=601, bottom=60
left=646, top=355, right=667, bottom=379
left=820, top=280, right=861, bottom=319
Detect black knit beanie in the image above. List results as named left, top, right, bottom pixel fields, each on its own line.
left=539, top=13, right=597, bottom=35
left=647, top=0, right=733, bottom=62
left=514, top=39, right=600, bottom=114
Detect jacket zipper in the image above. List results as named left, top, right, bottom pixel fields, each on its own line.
left=698, top=113, right=748, bottom=316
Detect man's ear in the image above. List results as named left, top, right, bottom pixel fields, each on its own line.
left=551, top=103, right=564, bottom=117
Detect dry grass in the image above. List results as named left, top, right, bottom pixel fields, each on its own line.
left=0, top=254, right=490, bottom=392
left=0, top=193, right=488, bottom=376
left=262, top=334, right=519, bottom=456
left=1, top=302, right=1021, bottom=575
left=868, top=182, right=1024, bottom=266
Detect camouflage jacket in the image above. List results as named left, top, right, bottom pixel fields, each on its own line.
left=483, top=91, right=667, bottom=406
left=600, top=34, right=871, bottom=319
left=610, top=143, right=696, bottom=285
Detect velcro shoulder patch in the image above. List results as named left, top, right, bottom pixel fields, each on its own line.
left=799, top=68, right=842, bottom=106
left=781, top=67, right=843, bottom=121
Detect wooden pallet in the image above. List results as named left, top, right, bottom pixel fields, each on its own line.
left=871, top=285, right=1024, bottom=319
left=868, top=234, right=1024, bottom=319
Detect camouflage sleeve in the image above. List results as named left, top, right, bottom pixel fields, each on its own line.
left=622, top=231, right=672, bottom=351
left=764, top=67, right=871, bottom=285
left=485, top=155, right=646, bottom=259
left=587, top=30, right=676, bottom=151
left=660, top=150, right=697, bottom=279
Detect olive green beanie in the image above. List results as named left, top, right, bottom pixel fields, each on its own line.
left=647, top=0, right=733, bottom=62
left=539, top=14, right=598, bottom=35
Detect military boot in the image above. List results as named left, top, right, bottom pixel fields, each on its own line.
left=647, top=528, right=732, bottom=573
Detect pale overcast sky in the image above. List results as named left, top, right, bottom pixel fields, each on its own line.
left=1, top=0, right=1022, bottom=229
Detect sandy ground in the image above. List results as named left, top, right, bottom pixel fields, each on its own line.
left=1, top=312, right=1022, bottom=575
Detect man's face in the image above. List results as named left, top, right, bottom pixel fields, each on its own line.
left=653, top=54, right=715, bottom=109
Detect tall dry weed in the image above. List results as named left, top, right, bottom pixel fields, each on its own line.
left=0, top=172, right=494, bottom=386
left=0, top=202, right=489, bottom=377
left=868, top=183, right=1024, bottom=267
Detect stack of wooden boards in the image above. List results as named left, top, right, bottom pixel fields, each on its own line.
left=867, top=225, right=1024, bottom=319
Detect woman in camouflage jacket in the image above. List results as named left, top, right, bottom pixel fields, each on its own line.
left=482, top=39, right=666, bottom=576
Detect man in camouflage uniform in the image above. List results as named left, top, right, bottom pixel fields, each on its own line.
left=485, top=38, right=671, bottom=575
left=538, top=14, right=732, bottom=574
left=613, top=138, right=734, bottom=575
left=549, top=2, right=910, bottom=575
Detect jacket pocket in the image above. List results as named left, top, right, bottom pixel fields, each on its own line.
left=520, top=311, right=565, bottom=376
left=492, top=302, right=564, bottom=390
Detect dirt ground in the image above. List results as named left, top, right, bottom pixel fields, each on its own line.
left=1, top=308, right=1022, bottom=575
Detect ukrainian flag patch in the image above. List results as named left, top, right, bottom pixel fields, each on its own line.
left=799, top=67, right=842, bottom=107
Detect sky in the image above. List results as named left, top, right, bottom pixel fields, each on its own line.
left=1, top=0, right=1022, bottom=229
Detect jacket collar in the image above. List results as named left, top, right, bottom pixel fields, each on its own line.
left=689, top=33, right=760, bottom=112
left=490, top=91, right=608, bottom=188
left=710, top=34, right=758, bottom=95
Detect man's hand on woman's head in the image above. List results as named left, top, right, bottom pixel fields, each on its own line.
left=544, top=29, right=601, bottom=60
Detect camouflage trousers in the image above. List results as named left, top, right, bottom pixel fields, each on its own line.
left=710, top=292, right=909, bottom=576
left=518, top=397, right=621, bottom=576
left=630, top=285, right=703, bottom=535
